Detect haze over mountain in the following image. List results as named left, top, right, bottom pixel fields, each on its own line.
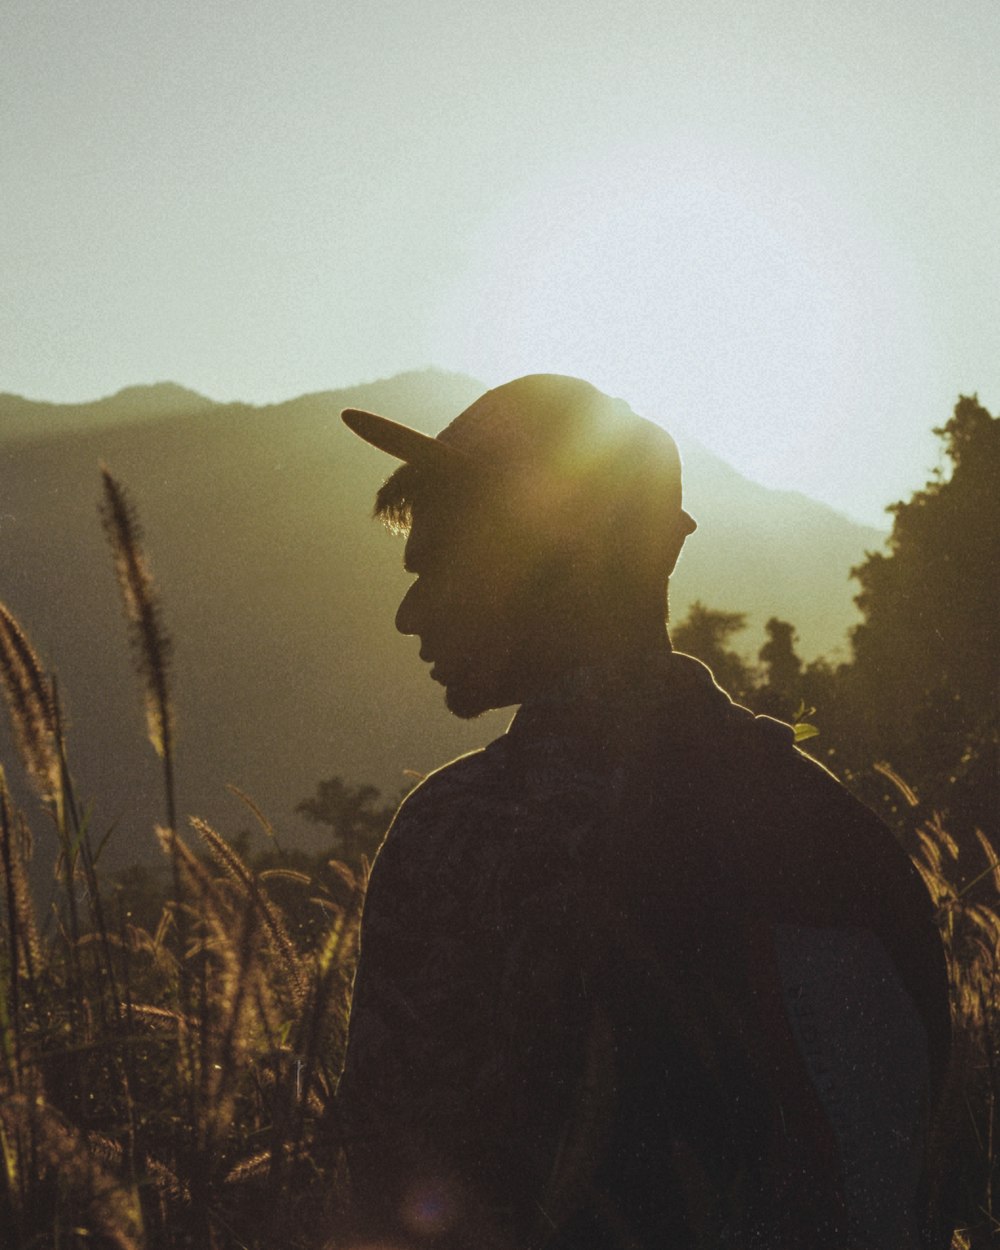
left=0, top=370, right=885, bottom=863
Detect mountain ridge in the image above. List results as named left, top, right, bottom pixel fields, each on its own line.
left=0, top=381, right=218, bottom=441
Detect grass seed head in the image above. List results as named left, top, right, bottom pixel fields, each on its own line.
left=0, top=602, right=60, bottom=798
left=99, top=466, right=175, bottom=761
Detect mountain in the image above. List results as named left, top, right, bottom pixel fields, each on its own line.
left=0, top=382, right=216, bottom=440
left=0, top=370, right=885, bottom=863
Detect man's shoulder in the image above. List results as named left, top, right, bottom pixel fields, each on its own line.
left=395, top=740, right=510, bottom=822
left=372, top=724, right=602, bottom=894
left=369, top=739, right=512, bottom=872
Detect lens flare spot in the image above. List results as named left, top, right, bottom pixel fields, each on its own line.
left=401, top=1178, right=459, bottom=1237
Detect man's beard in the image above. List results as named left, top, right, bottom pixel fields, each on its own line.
left=441, top=667, right=520, bottom=719
left=443, top=681, right=493, bottom=720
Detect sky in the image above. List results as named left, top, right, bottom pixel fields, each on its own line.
left=3, top=0, right=998, bottom=524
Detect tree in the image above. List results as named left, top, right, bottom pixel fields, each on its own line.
left=295, top=776, right=401, bottom=869
left=846, top=395, right=999, bottom=835
left=756, top=617, right=803, bottom=720
left=670, top=600, right=756, bottom=703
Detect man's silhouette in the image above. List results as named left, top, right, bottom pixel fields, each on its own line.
left=336, top=375, right=951, bottom=1249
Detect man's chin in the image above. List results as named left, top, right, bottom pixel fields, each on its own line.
left=441, top=677, right=518, bottom=720
left=443, top=683, right=492, bottom=720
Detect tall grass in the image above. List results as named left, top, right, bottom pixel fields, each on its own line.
left=0, top=470, right=365, bottom=1248
left=98, top=467, right=176, bottom=832
left=917, top=829, right=1000, bottom=1246
left=0, top=470, right=994, bottom=1246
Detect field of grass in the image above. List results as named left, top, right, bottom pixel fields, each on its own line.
left=0, top=471, right=996, bottom=1248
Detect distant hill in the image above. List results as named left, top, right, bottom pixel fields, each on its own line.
left=0, top=382, right=216, bottom=440
left=0, top=370, right=885, bottom=863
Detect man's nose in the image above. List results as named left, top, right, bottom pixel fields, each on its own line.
left=395, top=581, right=421, bottom=636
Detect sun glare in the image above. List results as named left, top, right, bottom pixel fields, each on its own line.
left=430, top=145, right=931, bottom=511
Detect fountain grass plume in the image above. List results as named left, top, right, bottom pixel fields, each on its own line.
left=189, top=815, right=306, bottom=1007
left=0, top=601, right=59, bottom=800
left=99, top=466, right=177, bottom=831
left=0, top=772, right=42, bottom=988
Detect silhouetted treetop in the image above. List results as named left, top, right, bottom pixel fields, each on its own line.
left=296, top=776, right=400, bottom=870
left=671, top=600, right=755, bottom=703
left=848, top=395, right=999, bottom=832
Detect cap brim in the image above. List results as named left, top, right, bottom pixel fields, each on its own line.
left=341, top=408, right=466, bottom=469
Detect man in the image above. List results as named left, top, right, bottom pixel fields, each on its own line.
left=335, top=374, right=952, bottom=1249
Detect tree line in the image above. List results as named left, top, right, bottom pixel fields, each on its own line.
left=671, top=394, right=998, bottom=857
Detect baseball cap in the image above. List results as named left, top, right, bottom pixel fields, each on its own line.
left=342, top=374, right=696, bottom=538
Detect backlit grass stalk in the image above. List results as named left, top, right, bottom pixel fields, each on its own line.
left=154, top=823, right=289, bottom=1246
left=906, top=810, right=1000, bottom=1245
left=283, top=863, right=365, bottom=1179
left=100, top=466, right=193, bottom=1233
left=0, top=602, right=60, bottom=806
left=0, top=773, right=40, bottom=998
left=0, top=608, right=116, bottom=1011
left=190, top=816, right=305, bottom=1007
left=0, top=604, right=88, bottom=1000
left=0, top=778, right=25, bottom=1086
left=98, top=466, right=176, bottom=833
left=50, top=677, right=126, bottom=1038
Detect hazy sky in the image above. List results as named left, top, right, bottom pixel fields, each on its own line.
left=4, top=0, right=998, bottom=523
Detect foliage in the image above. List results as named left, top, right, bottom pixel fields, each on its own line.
left=670, top=600, right=756, bottom=703
left=670, top=603, right=818, bottom=734
left=848, top=395, right=999, bottom=837
left=672, top=397, right=998, bottom=846
left=295, top=777, right=402, bottom=872
left=755, top=616, right=803, bottom=719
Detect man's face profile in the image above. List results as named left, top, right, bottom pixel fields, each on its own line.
left=395, top=494, right=544, bottom=719
left=349, top=376, right=694, bottom=718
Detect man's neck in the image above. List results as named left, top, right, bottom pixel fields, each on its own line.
left=518, top=624, right=672, bottom=707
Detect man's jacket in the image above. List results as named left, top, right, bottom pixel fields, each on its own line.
left=335, top=650, right=952, bottom=1250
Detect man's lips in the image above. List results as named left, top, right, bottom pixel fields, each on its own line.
left=423, top=654, right=463, bottom=688
left=421, top=652, right=445, bottom=683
